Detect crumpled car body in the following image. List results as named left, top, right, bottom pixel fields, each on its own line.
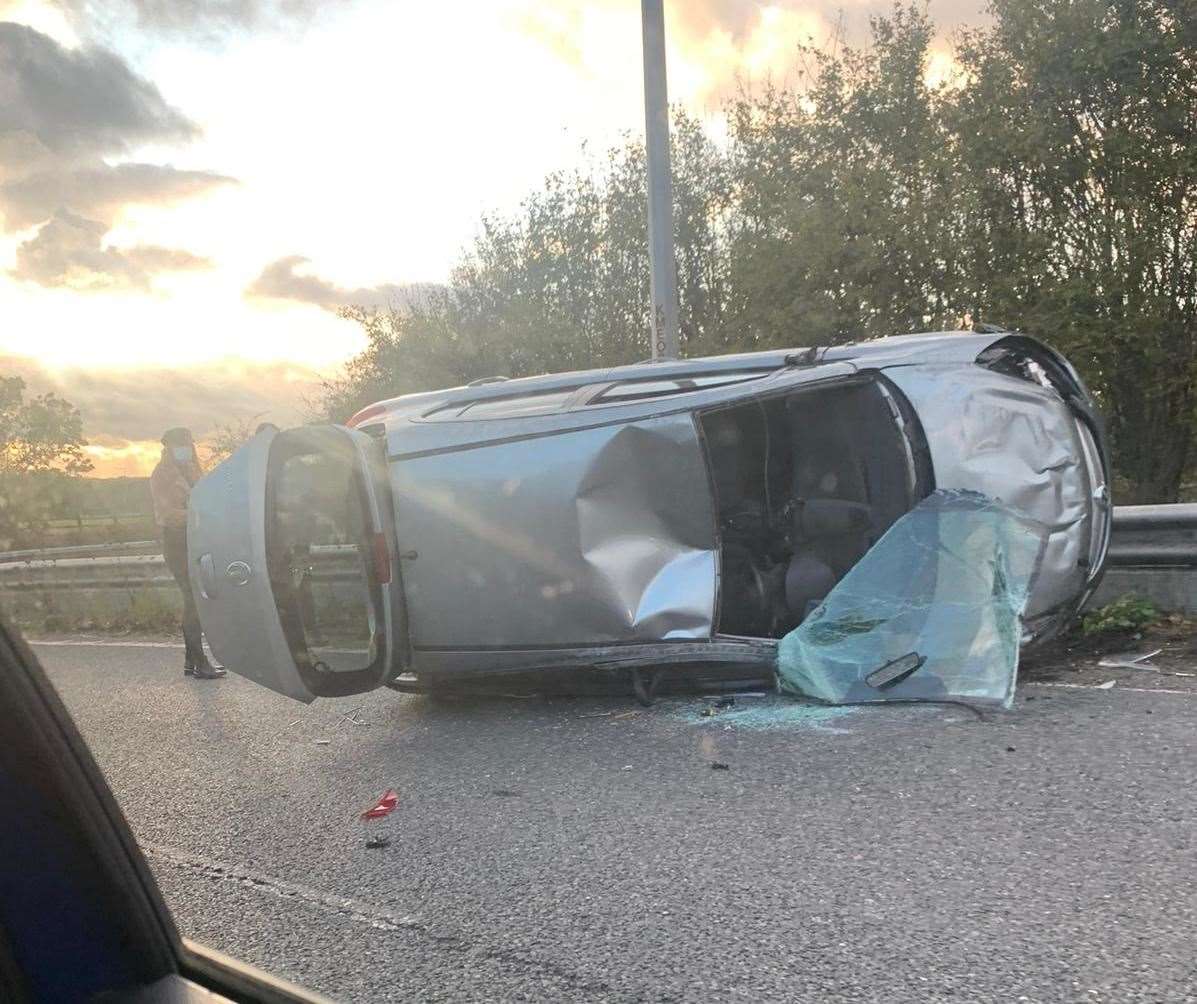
left=187, top=331, right=1111, bottom=702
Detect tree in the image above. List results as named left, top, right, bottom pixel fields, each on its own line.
left=203, top=413, right=267, bottom=467
left=0, top=376, right=93, bottom=550
left=0, top=376, right=93, bottom=476
left=724, top=6, right=966, bottom=348
left=949, top=0, right=1197, bottom=501
left=318, top=109, right=732, bottom=421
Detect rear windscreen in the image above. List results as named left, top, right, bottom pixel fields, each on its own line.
left=270, top=440, right=379, bottom=674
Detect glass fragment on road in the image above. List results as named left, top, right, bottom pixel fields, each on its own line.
left=777, top=490, right=1048, bottom=710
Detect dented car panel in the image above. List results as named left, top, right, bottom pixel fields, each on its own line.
left=390, top=415, right=718, bottom=648
left=882, top=365, right=1090, bottom=621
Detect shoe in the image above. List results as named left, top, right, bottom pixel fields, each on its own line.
left=190, top=662, right=226, bottom=680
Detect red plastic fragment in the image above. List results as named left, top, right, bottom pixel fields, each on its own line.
left=360, top=788, right=399, bottom=820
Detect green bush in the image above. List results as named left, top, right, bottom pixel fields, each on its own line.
left=1080, top=595, right=1160, bottom=637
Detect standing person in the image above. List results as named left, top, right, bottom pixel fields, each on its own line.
left=150, top=428, right=225, bottom=680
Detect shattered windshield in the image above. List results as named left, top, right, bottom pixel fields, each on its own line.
left=777, top=491, right=1049, bottom=710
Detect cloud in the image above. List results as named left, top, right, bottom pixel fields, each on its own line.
left=39, top=0, right=329, bottom=40
left=11, top=209, right=211, bottom=290
left=1, top=161, right=234, bottom=231
left=0, top=21, right=196, bottom=167
left=517, top=0, right=986, bottom=104
left=0, top=22, right=232, bottom=288
left=246, top=254, right=444, bottom=313
left=2, top=351, right=321, bottom=474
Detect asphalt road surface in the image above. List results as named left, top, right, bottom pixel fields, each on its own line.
left=29, top=639, right=1197, bottom=1003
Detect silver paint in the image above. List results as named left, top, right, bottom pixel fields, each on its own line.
left=883, top=364, right=1091, bottom=623
left=390, top=414, right=717, bottom=648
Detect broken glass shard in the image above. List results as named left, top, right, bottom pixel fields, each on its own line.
left=776, top=490, right=1048, bottom=709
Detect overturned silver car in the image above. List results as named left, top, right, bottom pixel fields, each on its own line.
left=188, top=331, right=1111, bottom=703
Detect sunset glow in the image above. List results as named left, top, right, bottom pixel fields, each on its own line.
left=0, top=0, right=984, bottom=476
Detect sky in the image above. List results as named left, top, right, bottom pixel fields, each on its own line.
left=0, top=0, right=986, bottom=476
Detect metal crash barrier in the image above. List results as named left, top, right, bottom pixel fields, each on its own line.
left=2, top=506, right=1195, bottom=622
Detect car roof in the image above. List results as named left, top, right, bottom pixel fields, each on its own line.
left=348, top=329, right=1002, bottom=434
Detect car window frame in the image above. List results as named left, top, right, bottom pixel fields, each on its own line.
left=0, top=614, right=329, bottom=1003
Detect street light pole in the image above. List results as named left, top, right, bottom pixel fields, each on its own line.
left=641, top=0, right=680, bottom=360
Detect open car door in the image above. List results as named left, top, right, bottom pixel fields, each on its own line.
left=188, top=425, right=402, bottom=703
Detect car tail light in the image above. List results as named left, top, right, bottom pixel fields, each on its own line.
left=371, top=533, right=391, bottom=584
left=346, top=402, right=388, bottom=428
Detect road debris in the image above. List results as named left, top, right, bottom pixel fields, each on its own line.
left=620, top=765, right=633, bottom=771
left=1096, top=680, right=1117, bottom=690
left=361, top=789, right=399, bottom=820
left=365, top=835, right=391, bottom=849
left=611, top=710, right=640, bottom=720
left=710, top=762, right=730, bottom=771
left=677, top=695, right=856, bottom=731
left=578, top=711, right=614, bottom=719
left=1098, top=649, right=1162, bottom=670
left=314, top=739, right=331, bottom=746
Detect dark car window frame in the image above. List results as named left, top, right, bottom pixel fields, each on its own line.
left=0, top=614, right=329, bottom=1002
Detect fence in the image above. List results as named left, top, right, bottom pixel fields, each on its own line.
left=1089, top=503, right=1197, bottom=613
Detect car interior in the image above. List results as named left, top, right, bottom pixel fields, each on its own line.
left=701, top=377, right=932, bottom=639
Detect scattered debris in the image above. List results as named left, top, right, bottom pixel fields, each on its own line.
left=677, top=696, right=857, bottom=731
left=1098, top=649, right=1162, bottom=670
left=365, top=835, right=391, bottom=849
left=710, top=762, right=731, bottom=771
left=360, top=789, right=399, bottom=820
left=1096, top=680, right=1117, bottom=690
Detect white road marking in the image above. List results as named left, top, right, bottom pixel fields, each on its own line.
left=1027, top=681, right=1196, bottom=697
left=142, top=841, right=423, bottom=934
left=28, top=638, right=184, bottom=649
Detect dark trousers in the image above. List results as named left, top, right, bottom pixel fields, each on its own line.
left=162, top=527, right=204, bottom=665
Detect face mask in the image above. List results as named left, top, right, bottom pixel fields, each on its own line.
left=171, top=446, right=193, bottom=463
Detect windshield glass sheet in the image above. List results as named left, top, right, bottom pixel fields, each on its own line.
left=777, top=490, right=1048, bottom=709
